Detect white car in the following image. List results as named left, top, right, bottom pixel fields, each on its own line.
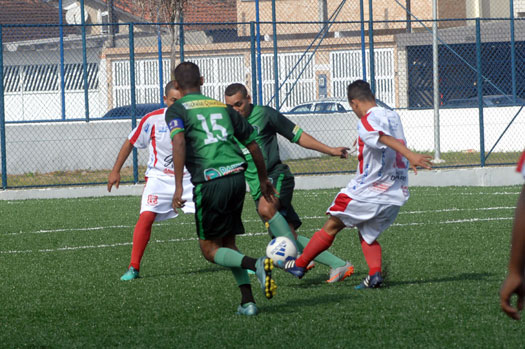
left=286, top=98, right=391, bottom=113
left=287, top=99, right=350, bottom=113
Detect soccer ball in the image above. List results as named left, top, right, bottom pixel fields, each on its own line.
left=265, top=236, right=297, bottom=263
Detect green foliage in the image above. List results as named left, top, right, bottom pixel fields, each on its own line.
left=1, top=186, right=524, bottom=347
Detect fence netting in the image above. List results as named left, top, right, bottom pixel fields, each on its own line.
left=1, top=12, right=524, bottom=188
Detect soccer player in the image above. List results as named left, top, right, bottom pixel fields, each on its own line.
left=500, top=151, right=525, bottom=320
left=108, top=81, right=195, bottom=281
left=224, top=83, right=355, bottom=283
left=166, top=62, right=277, bottom=316
left=280, top=80, right=432, bottom=289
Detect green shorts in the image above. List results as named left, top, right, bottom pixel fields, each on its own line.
left=193, top=173, right=246, bottom=240
left=255, top=166, right=302, bottom=231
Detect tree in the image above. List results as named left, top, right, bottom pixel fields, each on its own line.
left=129, top=0, right=188, bottom=79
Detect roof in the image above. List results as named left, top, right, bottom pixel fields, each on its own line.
left=98, top=0, right=237, bottom=30
left=0, top=0, right=78, bottom=42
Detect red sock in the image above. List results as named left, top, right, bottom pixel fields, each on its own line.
left=359, top=234, right=382, bottom=275
left=129, top=211, right=156, bottom=270
left=296, top=229, right=335, bottom=268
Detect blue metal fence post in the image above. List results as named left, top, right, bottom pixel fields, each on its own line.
left=359, top=0, right=367, bottom=81
left=129, top=24, right=139, bottom=183
left=475, top=18, right=485, bottom=167
left=271, top=0, right=279, bottom=110
left=157, top=25, right=164, bottom=105
left=179, top=13, right=185, bottom=63
left=80, top=0, right=90, bottom=121
left=368, top=0, right=375, bottom=93
left=250, top=22, right=258, bottom=104
left=510, top=0, right=517, bottom=102
left=0, top=26, right=7, bottom=189
left=59, top=0, right=66, bottom=120
left=255, top=0, right=263, bottom=104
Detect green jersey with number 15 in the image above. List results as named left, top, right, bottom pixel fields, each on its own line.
left=166, top=92, right=257, bottom=184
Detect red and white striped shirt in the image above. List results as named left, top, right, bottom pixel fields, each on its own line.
left=346, top=106, right=409, bottom=206
left=128, top=108, right=190, bottom=180
left=517, top=151, right=525, bottom=179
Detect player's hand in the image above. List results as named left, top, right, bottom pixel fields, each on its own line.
left=260, top=178, right=277, bottom=204
left=331, top=147, right=350, bottom=159
left=407, top=153, right=433, bottom=174
left=500, top=272, right=525, bottom=320
left=171, top=187, right=185, bottom=213
left=107, top=171, right=121, bottom=192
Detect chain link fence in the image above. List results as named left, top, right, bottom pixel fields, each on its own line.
left=1, top=0, right=524, bottom=189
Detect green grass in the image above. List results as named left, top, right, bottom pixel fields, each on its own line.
left=1, top=186, right=525, bottom=347
left=2, top=151, right=521, bottom=188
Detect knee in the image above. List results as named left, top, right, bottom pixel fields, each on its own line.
left=258, top=200, right=276, bottom=221
left=200, top=246, right=217, bottom=263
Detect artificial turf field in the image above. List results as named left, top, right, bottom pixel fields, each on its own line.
left=1, top=186, right=524, bottom=347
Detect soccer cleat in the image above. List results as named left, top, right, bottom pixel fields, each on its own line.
left=236, top=302, right=259, bottom=316
left=326, top=261, right=354, bottom=283
left=297, top=254, right=315, bottom=270
left=255, top=257, right=277, bottom=299
left=355, top=271, right=383, bottom=290
left=120, top=266, right=140, bottom=281
left=278, top=257, right=306, bottom=279
left=306, top=261, right=316, bottom=271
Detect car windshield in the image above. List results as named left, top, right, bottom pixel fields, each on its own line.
left=290, top=104, right=312, bottom=113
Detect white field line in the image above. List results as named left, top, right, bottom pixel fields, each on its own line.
left=0, top=232, right=268, bottom=254
left=2, top=206, right=516, bottom=237
left=1, top=216, right=513, bottom=255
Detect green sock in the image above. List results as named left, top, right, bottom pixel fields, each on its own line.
left=268, top=212, right=297, bottom=246
left=231, top=267, right=250, bottom=286
left=296, top=235, right=346, bottom=268
left=213, top=247, right=244, bottom=268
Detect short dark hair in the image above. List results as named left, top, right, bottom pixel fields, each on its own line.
left=173, top=62, right=201, bottom=90
left=164, top=80, right=176, bottom=97
left=347, top=80, right=375, bottom=102
left=225, top=83, right=248, bottom=98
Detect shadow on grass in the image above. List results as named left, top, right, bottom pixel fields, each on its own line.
left=141, top=265, right=225, bottom=279
left=385, top=271, right=495, bottom=287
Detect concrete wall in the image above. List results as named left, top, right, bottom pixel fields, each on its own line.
left=1, top=106, right=523, bottom=175
left=1, top=120, right=146, bottom=175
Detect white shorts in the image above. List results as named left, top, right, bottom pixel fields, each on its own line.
left=140, top=176, right=195, bottom=221
left=327, top=189, right=400, bottom=244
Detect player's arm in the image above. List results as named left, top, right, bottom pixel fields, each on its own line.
left=245, top=140, right=276, bottom=203
left=378, top=134, right=432, bottom=174
left=500, top=184, right=525, bottom=320
left=107, top=139, right=134, bottom=192
left=171, top=132, right=186, bottom=212
left=297, top=132, right=349, bottom=158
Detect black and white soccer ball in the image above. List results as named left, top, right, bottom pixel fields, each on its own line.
left=266, top=236, right=298, bottom=264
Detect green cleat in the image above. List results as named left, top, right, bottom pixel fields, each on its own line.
left=236, top=302, right=259, bottom=316
left=255, top=257, right=277, bottom=299
left=120, top=266, right=140, bottom=281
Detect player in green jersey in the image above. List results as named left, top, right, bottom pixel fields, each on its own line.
left=225, top=83, right=354, bottom=283
left=165, top=62, right=277, bottom=316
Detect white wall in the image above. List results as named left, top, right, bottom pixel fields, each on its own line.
left=4, top=91, right=107, bottom=121
left=1, top=107, right=523, bottom=176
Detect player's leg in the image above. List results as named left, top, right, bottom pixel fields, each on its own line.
left=195, top=174, right=276, bottom=306
left=355, top=204, right=401, bottom=289
left=222, top=234, right=259, bottom=316
left=257, top=171, right=298, bottom=243
left=280, top=204, right=353, bottom=281
left=121, top=211, right=157, bottom=281
left=280, top=215, right=345, bottom=278
left=121, top=176, right=180, bottom=280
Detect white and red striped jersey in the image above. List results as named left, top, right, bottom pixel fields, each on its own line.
left=128, top=108, right=190, bottom=180
left=517, top=151, right=525, bottom=179
left=346, top=106, right=409, bottom=206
